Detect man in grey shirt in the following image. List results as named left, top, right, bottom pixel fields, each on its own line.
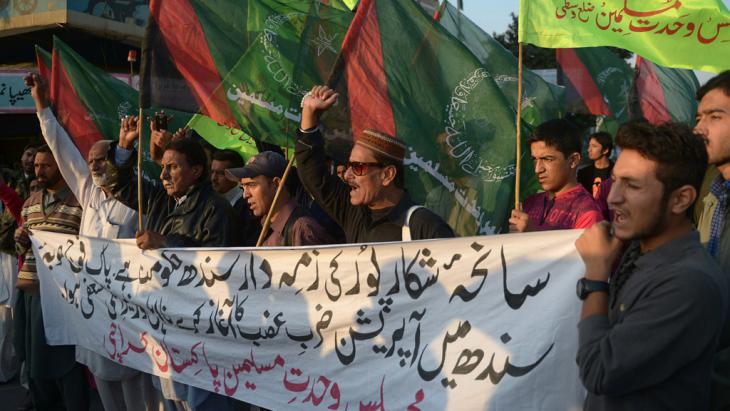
left=574, top=121, right=728, bottom=410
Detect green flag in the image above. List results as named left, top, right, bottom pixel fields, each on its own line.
left=143, top=0, right=353, bottom=148
left=328, top=0, right=538, bottom=235
left=557, top=47, right=634, bottom=124
left=218, top=1, right=353, bottom=148
left=519, top=0, right=730, bottom=73
left=438, top=2, right=564, bottom=129
left=51, top=37, right=191, bottom=174
left=186, top=114, right=260, bottom=161
left=635, top=56, right=700, bottom=125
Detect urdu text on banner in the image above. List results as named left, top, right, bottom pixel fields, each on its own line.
left=31, top=230, right=586, bottom=410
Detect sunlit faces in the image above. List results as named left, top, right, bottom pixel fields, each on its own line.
left=241, top=175, right=278, bottom=218
left=343, top=144, right=394, bottom=207
left=211, top=159, right=238, bottom=194
left=530, top=141, right=579, bottom=195
left=587, top=138, right=607, bottom=162
left=34, top=151, right=62, bottom=190
left=608, top=149, right=667, bottom=242
left=695, top=89, right=730, bottom=167
left=160, top=149, right=203, bottom=198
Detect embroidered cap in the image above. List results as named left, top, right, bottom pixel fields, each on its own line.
left=356, top=129, right=406, bottom=163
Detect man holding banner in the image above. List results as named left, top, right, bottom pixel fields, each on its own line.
left=27, top=73, right=159, bottom=411
left=113, top=118, right=237, bottom=410
left=510, top=119, right=604, bottom=232
left=575, top=122, right=727, bottom=409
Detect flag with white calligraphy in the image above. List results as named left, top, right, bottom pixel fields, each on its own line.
left=31, top=230, right=585, bottom=410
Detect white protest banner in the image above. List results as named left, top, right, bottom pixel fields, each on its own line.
left=31, top=230, right=586, bottom=410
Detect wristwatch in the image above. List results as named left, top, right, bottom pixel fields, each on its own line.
left=576, top=278, right=609, bottom=300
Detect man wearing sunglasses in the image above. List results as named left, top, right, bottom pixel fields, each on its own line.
left=509, top=119, right=604, bottom=232
left=295, top=85, right=453, bottom=243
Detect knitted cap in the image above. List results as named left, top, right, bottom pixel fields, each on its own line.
left=356, top=129, right=406, bottom=163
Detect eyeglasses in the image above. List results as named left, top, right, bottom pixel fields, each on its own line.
left=345, top=161, right=384, bottom=176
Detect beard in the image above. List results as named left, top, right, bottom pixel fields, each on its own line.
left=92, top=164, right=118, bottom=189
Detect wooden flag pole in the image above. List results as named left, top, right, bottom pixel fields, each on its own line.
left=255, top=153, right=296, bottom=246
left=129, top=49, right=143, bottom=231
left=515, top=42, right=524, bottom=210
left=137, top=108, right=144, bottom=231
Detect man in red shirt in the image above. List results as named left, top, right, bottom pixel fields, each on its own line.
left=510, top=119, right=604, bottom=232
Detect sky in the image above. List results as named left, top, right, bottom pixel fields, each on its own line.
left=449, top=0, right=730, bottom=84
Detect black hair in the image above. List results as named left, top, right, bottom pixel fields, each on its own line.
left=211, top=149, right=245, bottom=168
left=697, top=70, right=730, bottom=100
left=616, top=122, right=707, bottom=216
left=164, top=137, right=209, bottom=182
left=528, top=118, right=582, bottom=158
left=589, top=131, right=614, bottom=156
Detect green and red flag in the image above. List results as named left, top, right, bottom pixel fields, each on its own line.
left=556, top=47, right=634, bottom=124
left=48, top=38, right=188, bottom=174
left=519, top=0, right=730, bottom=73
left=436, top=1, right=564, bottom=128
left=50, top=38, right=107, bottom=158
left=35, top=45, right=52, bottom=85
left=325, top=0, right=536, bottom=235
left=635, top=56, right=700, bottom=125
left=142, top=0, right=353, bottom=149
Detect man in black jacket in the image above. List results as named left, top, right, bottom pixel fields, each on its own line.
left=295, top=85, right=453, bottom=243
left=114, top=115, right=235, bottom=410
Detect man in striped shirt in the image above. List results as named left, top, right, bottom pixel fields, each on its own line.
left=14, top=145, right=88, bottom=410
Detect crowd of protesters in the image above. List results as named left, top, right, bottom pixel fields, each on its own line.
left=0, top=69, right=726, bottom=410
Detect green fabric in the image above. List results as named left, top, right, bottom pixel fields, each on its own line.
left=438, top=2, right=565, bottom=129
left=35, top=45, right=52, bottom=72
left=197, top=0, right=352, bottom=148
left=519, top=0, right=730, bottom=73
left=337, top=0, right=535, bottom=235
left=52, top=37, right=192, bottom=176
left=186, top=114, right=260, bottom=161
left=572, top=47, right=634, bottom=124
left=652, top=62, right=701, bottom=124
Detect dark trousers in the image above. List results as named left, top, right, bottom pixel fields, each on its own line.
left=29, top=362, right=88, bottom=411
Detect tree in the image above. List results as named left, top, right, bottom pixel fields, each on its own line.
left=493, top=13, right=632, bottom=69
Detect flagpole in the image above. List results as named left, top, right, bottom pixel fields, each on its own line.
left=129, top=49, right=143, bottom=231
left=137, top=108, right=144, bottom=231
left=256, top=154, right=296, bottom=246
left=515, top=42, right=523, bottom=210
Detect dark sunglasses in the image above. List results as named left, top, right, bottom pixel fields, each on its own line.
left=345, top=161, right=384, bottom=176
